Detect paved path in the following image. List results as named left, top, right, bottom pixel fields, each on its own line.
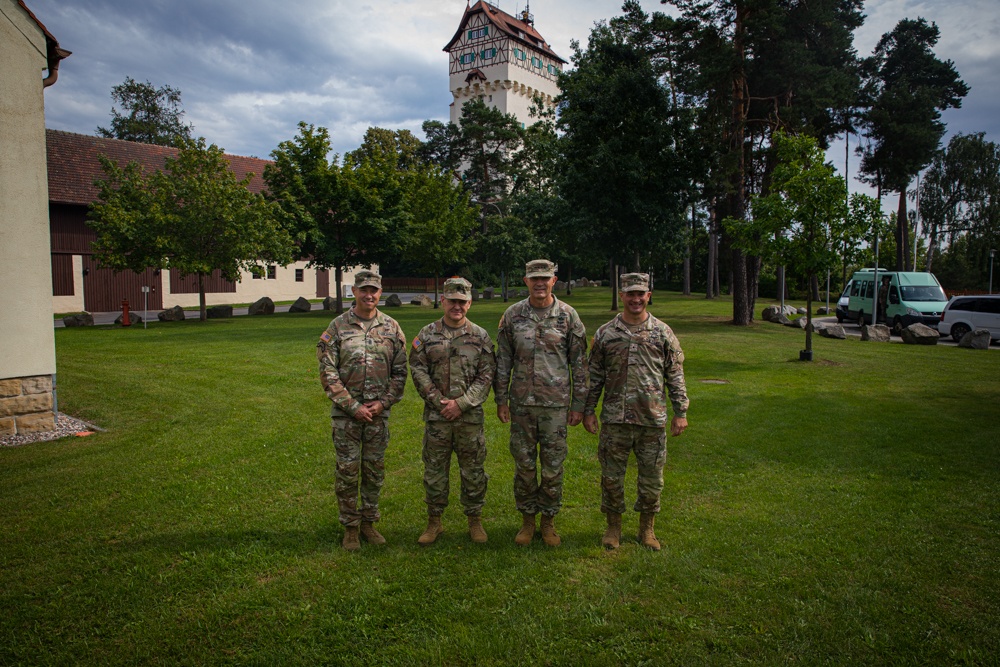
left=54, top=294, right=424, bottom=328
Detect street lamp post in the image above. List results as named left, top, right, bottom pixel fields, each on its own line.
left=990, top=249, right=996, bottom=295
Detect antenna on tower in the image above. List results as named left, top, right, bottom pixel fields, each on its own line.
left=521, top=1, right=534, bottom=26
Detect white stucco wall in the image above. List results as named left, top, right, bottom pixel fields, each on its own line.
left=1, top=0, right=57, bottom=379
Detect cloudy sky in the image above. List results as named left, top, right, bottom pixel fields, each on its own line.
left=30, top=0, right=1000, bottom=191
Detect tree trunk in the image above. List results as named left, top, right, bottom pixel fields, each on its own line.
left=896, top=190, right=909, bottom=271
left=811, top=274, right=820, bottom=301
left=926, top=222, right=939, bottom=272
left=335, top=266, right=344, bottom=314
left=683, top=203, right=693, bottom=296
left=706, top=204, right=717, bottom=299
left=433, top=270, right=440, bottom=308
left=198, top=272, right=207, bottom=321
left=805, top=277, right=814, bottom=355
left=610, top=258, right=619, bottom=311
left=566, top=262, right=573, bottom=296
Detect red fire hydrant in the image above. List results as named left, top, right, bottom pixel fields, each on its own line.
left=121, top=298, right=131, bottom=327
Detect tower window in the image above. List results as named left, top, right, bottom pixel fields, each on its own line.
left=531, top=56, right=543, bottom=68
left=459, top=52, right=477, bottom=65
left=547, top=64, right=560, bottom=75
left=513, top=47, right=527, bottom=61
left=468, top=26, right=488, bottom=39
left=481, top=48, right=497, bottom=60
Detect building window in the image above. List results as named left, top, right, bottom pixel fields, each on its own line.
left=513, top=47, right=527, bottom=61
left=480, top=47, right=497, bottom=60
left=267, top=265, right=276, bottom=280
left=295, top=268, right=304, bottom=282
left=468, top=26, right=488, bottom=40
left=531, top=56, right=543, bottom=68
left=459, top=52, right=476, bottom=65
left=547, top=64, right=560, bottom=75
left=252, top=266, right=263, bottom=279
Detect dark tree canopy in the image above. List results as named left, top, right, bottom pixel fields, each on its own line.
left=97, top=77, right=194, bottom=148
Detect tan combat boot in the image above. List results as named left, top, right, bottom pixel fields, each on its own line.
left=602, top=512, right=622, bottom=550
left=417, top=514, right=444, bottom=546
left=540, top=514, right=561, bottom=547
left=638, top=512, right=660, bottom=551
left=360, top=521, right=386, bottom=545
left=342, top=525, right=360, bottom=552
left=514, top=513, right=536, bottom=546
left=468, top=515, right=488, bottom=544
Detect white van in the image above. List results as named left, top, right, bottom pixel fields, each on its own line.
left=847, top=270, right=949, bottom=332
left=939, top=295, right=1000, bottom=342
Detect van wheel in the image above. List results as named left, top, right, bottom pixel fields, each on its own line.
left=857, top=312, right=865, bottom=328
left=951, top=323, right=971, bottom=343
left=892, top=316, right=903, bottom=336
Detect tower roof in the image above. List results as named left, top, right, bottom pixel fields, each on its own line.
left=443, top=1, right=566, bottom=65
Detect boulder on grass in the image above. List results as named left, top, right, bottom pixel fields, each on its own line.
left=820, top=324, right=847, bottom=339
left=249, top=297, right=275, bottom=315
left=62, top=312, right=94, bottom=327
left=411, top=294, right=433, bottom=307
left=158, top=305, right=186, bottom=322
left=207, top=305, right=233, bottom=319
left=384, top=294, right=403, bottom=307
left=115, top=313, right=143, bottom=325
left=483, top=287, right=495, bottom=300
left=861, top=324, right=891, bottom=342
left=900, top=323, right=939, bottom=345
left=322, top=296, right=337, bottom=310
left=470, top=288, right=480, bottom=301
left=817, top=306, right=831, bottom=315
left=958, top=329, right=992, bottom=350
left=289, top=297, right=312, bottom=313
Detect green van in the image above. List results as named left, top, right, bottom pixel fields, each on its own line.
left=847, top=270, right=949, bottom=332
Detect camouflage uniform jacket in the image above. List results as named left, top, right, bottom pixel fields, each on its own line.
left=409, top=319, right=496, bottom=424
left=494, top=297, right=588, bottom=412
left=317, top=309, right=408, bottom=419
left=585, top=313, right=689, bottom=427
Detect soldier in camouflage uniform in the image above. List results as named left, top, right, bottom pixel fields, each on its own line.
left=317, top=270, right=408, bottom=552
left=583, top=273, right=689, bottom=551
left=495, top=259, right=588, bottom=547
left=409, top=278, right=496, bottom=545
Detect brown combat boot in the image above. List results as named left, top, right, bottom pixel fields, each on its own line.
left=360, top=521, right=386, bottom=545
left=540, top=514, right=561, bottom=547
left=638, top=512, right=660, bottom=551
left=342, top=525, right=360, bottom=552
left=602, top=512, right=622, bottom=550
left=468, top=515, right=488, bottom=543
left=417, top=514, right=444, bottom=546
left=514, top=513, right=536, bottom=546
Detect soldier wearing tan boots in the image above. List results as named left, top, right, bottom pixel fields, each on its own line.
left=495, top=259, right=589, bottom=547
left=584, top=273, right=689, bottom=550
left=317, top=270, right=408, bottom=551
left=409, top=278, right=496, bottom=545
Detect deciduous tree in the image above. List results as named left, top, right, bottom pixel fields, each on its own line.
left=97, top=77, right=194, bottom=148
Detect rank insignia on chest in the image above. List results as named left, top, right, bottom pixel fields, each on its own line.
left=320, top=331, right=332, bottom=344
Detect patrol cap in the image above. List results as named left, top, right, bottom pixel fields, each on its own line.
left=525, top=259, right=557, bottom=278
left=442, top=277, right=472, bottom=301
left=354, top=270, right=382, bottom=289
left=620, top=272, right=650, bottom=293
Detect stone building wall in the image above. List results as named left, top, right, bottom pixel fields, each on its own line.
left=0, top=375, right=55, bottom=436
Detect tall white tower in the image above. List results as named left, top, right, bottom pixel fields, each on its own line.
left=443, top=2, right=566, bottom=126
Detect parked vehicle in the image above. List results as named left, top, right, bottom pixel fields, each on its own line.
left=939, top=295, right=1000, bottom=342
left=847, top=270, right=949, bottom=332
left=835, top=281, right=852, bottom=323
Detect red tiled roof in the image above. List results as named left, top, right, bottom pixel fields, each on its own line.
left=46, top=130, right=271, bottom=205
left=444, top=1, right=565, bottom=64
left=17, top=0, right=60, bottom=51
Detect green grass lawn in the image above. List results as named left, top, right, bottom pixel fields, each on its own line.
left=4, top=288, right=999, bottom=665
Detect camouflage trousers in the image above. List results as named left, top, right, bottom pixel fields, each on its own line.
left=331, top=417, right=389, bottom=527
left=509, top=405, right=568, bottom=517
left=422, top=420, right=488, bottom=516
left=598, top=423, right=667, bottom=515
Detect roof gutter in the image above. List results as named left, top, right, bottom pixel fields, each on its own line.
left=42, top=42, right=71, bottom=88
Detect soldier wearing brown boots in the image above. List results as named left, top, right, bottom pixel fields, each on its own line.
left=584, top=273, right=690, bottom=551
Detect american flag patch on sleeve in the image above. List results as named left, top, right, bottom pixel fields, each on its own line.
left=320, top=331, right=332, bottom=343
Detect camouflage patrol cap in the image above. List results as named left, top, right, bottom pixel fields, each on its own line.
left=442, top=277, right=473, bottom=301
left=620, top=272, right=650, bottom=292
left=354, top=270, right=382, bottom=289
left=525, top=259, right=557, bottom=278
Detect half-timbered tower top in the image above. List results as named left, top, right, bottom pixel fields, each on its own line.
left=444, top=1, right=566, bottom=126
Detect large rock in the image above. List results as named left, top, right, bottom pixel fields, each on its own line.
left=249, top=297, right=275, bottom=315
left=796, top=307, right=807, bottom=315
left=115, top=313, right=143, bottom=325
left=819, top=324, right=847, bottom=339
left=762, top=305, right=798, bottom=323
left=470, top=288, right=480, bottom=301
left=785, top=317, right=813, bottom=331
left=207, top=305, right=233, bottom=319
left=384, top=294, right=403, bottom=307
left=900, top=323, right=939, bottom=345
left=157, top=305, right=186, bottom=322
left=483, top=287, right=495, bottom=300
left=322, top=296, right=337, bottom=310
left=861, top=324, right=891, bottom=342
left=816, top=306, right=831, bottom=315
left=958, top=329, right=992, bottom=350
left=411, top=294, right=434, bottom=307
left=554, top=281, right=567, bottom=292
left=288, top=297, right=312, bottom=313
left=62, top=312, right=94, bottom=327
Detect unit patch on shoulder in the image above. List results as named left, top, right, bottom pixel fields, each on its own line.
left=320, top=331, right=333, bottom=344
